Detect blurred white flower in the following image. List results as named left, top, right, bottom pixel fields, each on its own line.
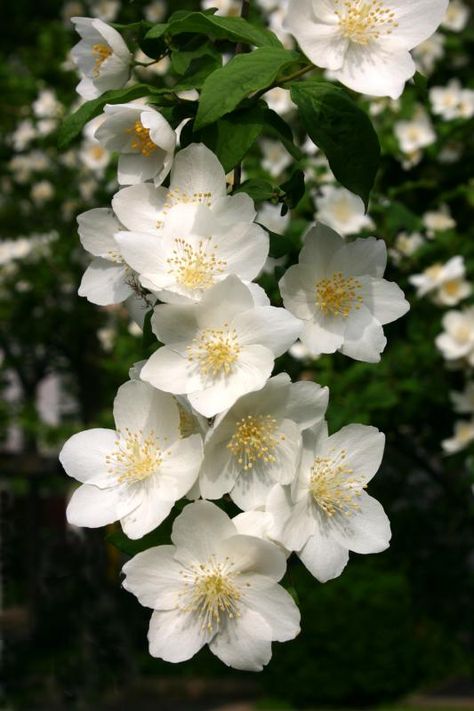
left=436, top=307, right=474, bottom=363
left=144, top=0, right=166, bottom=23
left=409, top=256, right=471, bottom=306
left=263, top=87, right=295, bottom=116
left=422, top=205, right=456, bottom=237
left=315, top=185, right=374, bottom=237
left=31, top=180, right=55, bottom=205
left=257, top=203, right=290, bottom=235
left=412, top=32, right=445, bottom=74
left=89, top=0, right=120, bottom=22
left=451, top=383, right=474, bottom=414
left=394, top=108, right=436, bottom=155
left=430, top=79, right=466, bottom=120
left=260, top=139, right=292, bottom=177
left=442, top=0, right=470, bottom=31
left=11, top=120, right=37, bottom=151
left=32, top=89, right=63, bottom=119
left=442, top=420, right=474, bottom=454
left=201, top=0, right=241, bottom=15
left=394, top=232, right=425, bottom=258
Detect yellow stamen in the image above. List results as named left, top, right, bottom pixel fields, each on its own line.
left=335, top=0, right=398, bottom=45
left=310, top=449, right=365, bottom=517
left=315, top=272, right=362, bottom=318
left=227, top=414, right=285, bottom=471
left=92, top=43, right=112, bottom=76
left=167, top=239, right=226, bottom=291
left=106, top=428, right=162, bottom=483
left=187, top=325, right=240, bottom=377
left=126, top=119, right=158, bottom=157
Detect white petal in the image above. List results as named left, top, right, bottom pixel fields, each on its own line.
left=219, top=534, right=287, bottom=581
left=112, top=183, right=167, bottom=233
left=358, top=276, right=410, bottom=325
left=300, top=317, right=345, bottom=356
left=233, top=306, right=302, bottom=356
left=285, top=381, right=329, bottom=430
left=117, top=152, right=163, bottom=186
left=330, top=236, right=387, bottom=278
left=216, top=223, right=269, bottom=281
left=113, top=380, right=180, bottom=442
left=279, top=264, right=318, bottom=320
left=298, top=529, right=349, bottom=582
left=140, top=347, right=203, bottom=395
left=245, top=579, right=300, bottom=641
left=78, top=259, right=132, bottom=305
left=332, top=491, right=391, bottom=554
left=172, top=501, right=236, bottom=563
left=60, top=428, right=117, bottom=487
left=122, top=545, right=183, bottom=609
left=387, top=0, right=449, bottom=50
left=209, top=608, right=273, bottom=671
left=327, top=424, right=385, bottom=484
left=77, top=207, right=121, bottom=257
left=148, top=608, right=208, bottom=662
left=340, top=305, right=387, bottom=362
left=120, top=486, right=174, bottom=539
left=284, top=0, right=347, bottom=70
left=158, top=434, right=203, bottom=499
left=115, top=231, right=167, bottom=283
left=171, top=143, right=226, bottom=200
left=66, top=483, right=122, bottom=527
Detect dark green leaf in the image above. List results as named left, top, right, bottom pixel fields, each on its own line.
left=106, top=527, right=165, bottom=556
left=267, top=230, right=292, bottom=258
left=263, top=108, right=303, bottom=161
left=186, top=105, right=265, bottom=172
left=290, top=80, right=380, bottom=209
left=235, top=178, right=280, bottom=202
left=58, top=84, right=151, bottom=149
left=147, top=11, right=282, bottom=48
left=280, top=169, right=306, bottom=209
left=171, top=51, right=222, bottom=90
left=195, top=47, right=299, bottom=129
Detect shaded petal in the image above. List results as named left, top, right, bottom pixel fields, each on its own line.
left=60, top=428, right=117, bottom=488
left=209, top=608, right=273, bottom=671
left=78, top=259, right=132, bottom=305
left=148, top=609, right=209, bottom=662
left=172, top=501, right=237, bottom=563
left=77, top=207, right=120, bottom=257
left=244, top=579, right=300, bottom=641
left=113, top=380, right=180, bottom=443
left=298, top=528, right=349, bottom=582
left=358, top=276, right=410, bottom=325
left=332, top=491, right=391, bottom=554
left=122, top=545, right=183, bottom=609
left=340, top=305, right=387, bottom=362
left=66, top=484, right=123, bottom=527
left=112, top=183, right=167, bottom=233
left=171, top=143, right=226, bottom=199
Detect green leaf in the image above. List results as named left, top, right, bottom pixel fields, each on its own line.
left=235, top=178, right=280, bottom=202
left=290, top=80, right=380, bottom=209
left=263, top=108, right=303, bottom=161
left=184, top=105, right=266, bottom=173
left=267, top=229, right=292, bottom=258
left=58, top=84, right=151, bottom=149
left=170, top=48, right=222, bottom=90
left=280, top=169, right=306, bottom=210
left=195, top=47, right=299, bottom=129
left=106, top=527, right=166, bottom=556
left=146, top=11, right=282, bottom=48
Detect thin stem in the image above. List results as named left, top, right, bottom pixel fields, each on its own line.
left=233, top=0, right=251, bottom=189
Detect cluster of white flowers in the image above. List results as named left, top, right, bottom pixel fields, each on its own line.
left=57, top=1, right=460, bottom=671
left=430, top=79, right=474, bottom=121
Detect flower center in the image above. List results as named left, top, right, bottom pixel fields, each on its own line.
left=227, top=414, right=284, bottom=471
left=315, top=272, right=362, bottom=317
left=91, top=43, right=112, bottom=76
left=454, top=324, right=472, bottom=344
left=310, top=450, right=365, bottom=517
left=167, top=238, right=226, bottom=291
left=335, top=0, right=398, bottom=45
left=442, top=279, right=462, bottom=297
left=187, top=325, right=240, bottom=377
left=126, top=120, right=158, bottom=157
left=106, top=429, right=162, bottom=483
left=178, top=557, right=241, bottom=632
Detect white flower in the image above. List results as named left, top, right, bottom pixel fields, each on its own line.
left=201, top=0, right=242, bottom=16
left=442, top=0, right=470, bottom=31
left=116, top=195, right=269, bottom=306
left=32, top=89, right=63, bottom=119
left=412, top=32, right=445, bottom=74
left=314, top=185, right=374, bottom=237
left=260, top=139, right=292, bottom=177
left=257, top=203, right=290, bottom=236
left=144, top=0, right=166, bottom=23
left=122, top=500, right=300, bottom=670
left=199, top=373, right=328, bottom=510
left=422, top=206, right=456, bottom=236
left=392, top=231, right=425, bottom=260
left=77, top=207, right=135, bottom=305
left=140, top=276, right=302, bottom=418
left=266, top=422, right=390, bottom=582
left=95, top=103, right=176, bottom=186
left=429, top=79, right=473, bottom=120
left=436, top=307, right=474, bottom=363
left=70, top=17, right=131, bottom=99
left=31, top=180, right=55, bottom=205
left=11, top=120, right=37, bottom=151
left=279, top=223, right=409, bottom=362
left=60, top=380, right=203, bottom=539
left=409, top=256, right=471, bottom=306
left=284, top=0, right=448, bottom=99
left=451, top=382, right=474, bottom=414
left=394, top=108, right=435, bottom=154
left=442, top=420, right=474, bottom=454
left=113, top=143, right=255, bottom=238
left=457, top=89, right=474, bottom=120
left=90, top=0, right=120, bottom=22
left=263, top=87, right=295, bottom=116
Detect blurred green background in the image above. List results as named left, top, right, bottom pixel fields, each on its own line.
left=1, top=0, right=473, bottom=709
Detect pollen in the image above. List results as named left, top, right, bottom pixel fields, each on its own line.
left=227, top=414, right=285, bottom=471
left=315, top=272, right=362, bottom=317
left=187, top=325, right=240, bottom=377
left=310, top=450, right=365, bottom=517
left=126, top=120, right=158, bottom=157
left=178, top=556, right=242, bottom=632
left=163, top=187, right=213, bottom=213
left=106, top=428, right=162, bottom=483
left=335, top=0, right=398, bottom=45
left=91, top=43, right=112, bottom=76
left=167, top=238, right=226, bottom=291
